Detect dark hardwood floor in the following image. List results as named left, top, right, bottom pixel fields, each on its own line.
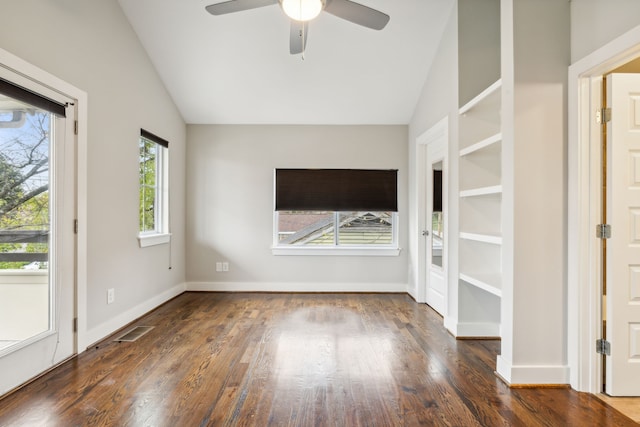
left=0, top=292, right=636, bottom=426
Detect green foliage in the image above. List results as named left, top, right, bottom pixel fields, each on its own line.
left=0, top=153, right=24, bottom=217
left=0, top=112, right=50, bottom=269
left=139, top=138, right=157, bottom=232
left=0, top=192, right=49, bottom=269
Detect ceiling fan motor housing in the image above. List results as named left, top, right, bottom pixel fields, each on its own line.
left=280, top=0, right=326, bottom=22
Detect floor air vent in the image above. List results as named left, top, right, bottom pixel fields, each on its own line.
left=114, top=326, right=154, bottom=342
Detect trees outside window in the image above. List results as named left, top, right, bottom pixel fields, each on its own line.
left=0, top=110, right=50, bottom=270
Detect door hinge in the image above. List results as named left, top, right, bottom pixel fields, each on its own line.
left=73, top=219, right=78, bottom=234
left=596, top=223, right=611, bottom=239
left=73, top=317, right=78, bottom=333
left=596, top=108, right=611, bottom=124
left=596, top=338, right=611, bottom=355
left=74, top=120, right=78, bottom=135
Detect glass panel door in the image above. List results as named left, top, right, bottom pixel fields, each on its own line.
left=0, top=67, right=76, bottom=397
left=0, top=98, right=52, bottom=351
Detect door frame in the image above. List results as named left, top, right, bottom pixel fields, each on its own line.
left=416, top=117, right=449, bottom=310
left=0, top=48, right=88, bottom=381
left=568, top=26, right=640, bottom=393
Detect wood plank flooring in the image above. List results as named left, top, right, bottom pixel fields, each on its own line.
left=596, top=395, right=640, bottom=423
left=0, top=292, right=636, bottom=426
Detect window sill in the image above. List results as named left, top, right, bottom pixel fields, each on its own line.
left=138, top=233, right=171, bottom=248
left=271, top=246, right=401, bottom=256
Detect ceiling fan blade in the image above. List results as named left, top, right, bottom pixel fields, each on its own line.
left=324, top=0, right=390, bottom=30
left=205, top=0, right=277, bottom=15
left=290, top=21, right=309, bottom=55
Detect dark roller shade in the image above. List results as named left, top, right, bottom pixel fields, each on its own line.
left=433, top=170, right=442, bottom=212
left=0, top=77, right=66, bottom=117
left=141, top=129, right=169, bottom=148
left=275, top=169, right=398, bottom=212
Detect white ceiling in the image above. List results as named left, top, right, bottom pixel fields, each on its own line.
left=118, top=0, right=454, bottom=125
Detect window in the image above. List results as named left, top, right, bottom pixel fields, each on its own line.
left=138, top=129, right=169, bottom=247
left=273, top=169, right=399, bottom=256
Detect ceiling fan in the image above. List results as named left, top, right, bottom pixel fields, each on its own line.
left=205, top=0, right=390, bottom=55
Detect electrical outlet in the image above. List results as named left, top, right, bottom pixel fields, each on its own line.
left=216, top=262, right=223, bottom=272
left=107, top=288, right=115, bottom=304
left=222, top=262, right=229, bottom=272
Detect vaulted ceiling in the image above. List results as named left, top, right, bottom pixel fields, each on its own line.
left=118, top=0, right=454, bottom=124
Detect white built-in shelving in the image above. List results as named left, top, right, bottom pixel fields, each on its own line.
left=459, top=185, right=502, bottom=198
left=458, top=79, right=503, bottom=309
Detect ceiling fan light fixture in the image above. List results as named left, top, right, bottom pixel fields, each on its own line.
left=281, top=0, right=323, bottom=22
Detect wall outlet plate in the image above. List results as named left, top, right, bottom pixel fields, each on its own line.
left=107, top=288, right=115, bottom=304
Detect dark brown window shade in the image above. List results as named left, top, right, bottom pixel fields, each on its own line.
left=141, top=128, right=169, bottom=148
left=0, top=77, right=66, bottom=117
left=275, top=169, right=398, bottom=212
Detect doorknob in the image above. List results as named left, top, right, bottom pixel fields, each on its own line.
left=422, top=230, right=429, bottom=236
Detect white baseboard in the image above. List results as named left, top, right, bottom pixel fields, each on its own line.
left=443, top=316, right=457, bottom=335
left=407, top=287, right=419, bottom=301
left=186, top=281, right=408, bottom=293
left=453, top=322, right=501, bottom=338
left=496, top=355, right=570, bottom=385
left=79, top=282, right=186, bottom=352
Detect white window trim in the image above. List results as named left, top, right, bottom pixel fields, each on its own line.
left=138, top=232, right=171, bottom=248
left=272, top=211, right=400, bottom=256
left=271, top=246, right=401, bottom=256
left=138, top=134, right=169, bottom=248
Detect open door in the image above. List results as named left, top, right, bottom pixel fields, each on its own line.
left=424, top=139, right=446, bottom=315
left=604, top=73, right=640, bottom=396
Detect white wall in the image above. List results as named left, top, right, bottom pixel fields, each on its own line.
left=497, top=0, right=570, bottom=384
left=571, top=0, right=640, bottom=63
left=186, top=125, right=408, bottom=291
left=458, top=0, right=501, bottom=106
left=407, top=2, right=457, bottom=308
left=0, top=2, right=187, bottom=347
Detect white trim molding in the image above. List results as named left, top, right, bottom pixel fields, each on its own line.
left=496, top=356, right=570, bottom=386
left=416, top=117, right=449, bottom=147
left=453, top=322, right=500, bottom=338
left=271, top=246, right=401, bottom=256
left=80, top=283, right=186, bottom=351
left=568, top=24, right=640, bottom=393
left=0, top=47, right=89, bottom=358
left=415, top=116, right=449, bottom=305
left=138, top=232, right=171, bottom=248
left=186, top=281, right=408, bottom=293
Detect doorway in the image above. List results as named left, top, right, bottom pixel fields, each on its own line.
left=0, top=53, right=81, bottom=397
left=569, top=26, right=640, bottom=398
left=417, top=118, right=448, bottom=316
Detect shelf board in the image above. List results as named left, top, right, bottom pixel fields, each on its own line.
left=459, top=273, right=502, bottom=297
left=459, top=185, right=502, bottom=198
left=459, top=232, right=502, bottom=245
left=459, top=79, right=502, bottom=115
left=459, top=133, right=502, bottom=157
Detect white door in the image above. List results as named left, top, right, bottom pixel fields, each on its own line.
left=425, top=139, right=446, bottom=315
left=0, top=68, right=76, bottom=396
left=605, top=73, right=640, bottom=396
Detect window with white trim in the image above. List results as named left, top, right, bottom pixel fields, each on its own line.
left=138, top=129, right=169, bottom=247
left=273, top=169, right=399, bottom=255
